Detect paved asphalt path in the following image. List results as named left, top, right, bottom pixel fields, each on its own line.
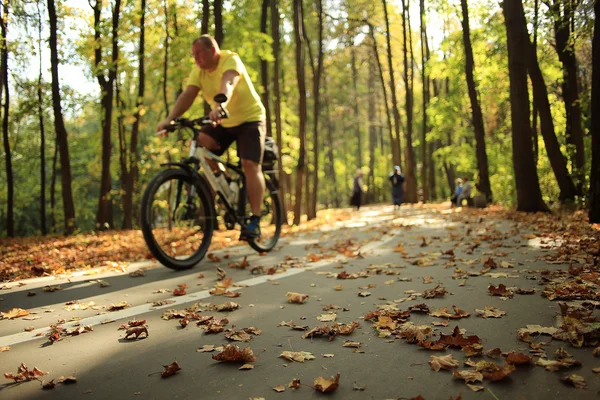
left=0, top=204, right=598, bottom=399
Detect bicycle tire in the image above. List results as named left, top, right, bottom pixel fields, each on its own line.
left=248, top=178, right=283, bottom=253
left=140, top=168, right=215, bottom=270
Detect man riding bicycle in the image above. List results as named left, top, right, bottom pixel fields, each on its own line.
left=156, top=35, right=266, bottom=239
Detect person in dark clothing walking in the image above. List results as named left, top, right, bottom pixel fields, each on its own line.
left=350, top=169, right=364, bottom=210
left=389, top=166, right=405, bottom=210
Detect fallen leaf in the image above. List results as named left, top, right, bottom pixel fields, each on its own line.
left=314, top=373, right=340, bottom=393
left=57, top=376, right=77, bottom=384
left=124, top=327, right=148, bottom=339
left=108, top=301, right=130, bottom=311
left=452, top=369, right=483, bottom=383
left=287, top=292, right=309, bottom=304
left=161, top=361, right=181, bottom=378
left=561, top=373, right=587, bottom=389
left=475, top=306, right=506, bottom=319
left=289, top=378, right=301, bottom=389
left=212, top=344, right=257, bottom=363
left=280, top=351, right=315, bottom=363
left=197, top=345, right=216, bottom=353
left=343, top=341, right=361, bottom=348
left=0, top=346, right=9, bottom=352
left=429, top=354, right=460, bottom=371
left=1, top=308, right=30, bottom=319
left=353, top=381, right=367, bottom=391
left=317, top=313, right=337, bottom=322
left=358, top=292, right=371, bottom=297
left=239, top=364, right=254, bottom=370
left=273, top=385, right=286, bottom=392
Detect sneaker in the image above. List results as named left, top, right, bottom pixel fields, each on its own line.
left=240, top=216, right=261, bottom=241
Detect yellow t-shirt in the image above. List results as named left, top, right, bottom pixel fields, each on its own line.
left=187, top=50, right=265, bottom=128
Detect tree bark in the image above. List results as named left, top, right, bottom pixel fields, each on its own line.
left=401, top=0, right=418, bottom=203
left=292, top=0, right=307, bottom=225
left=323, top=76, right=340, bottom=208
left=552, top=0, right=585, bottom=194
left=420, top=0, right=430, bottom=202
left=382, top=0, right=402, bottom=167
left=260, top=0, right=272, bottom=139
left=308, top=0, right=323, bottom=219
left=214, top=0, right=223, bottom=46
left=1, top=0, right=13, bottom=236
left=271, top=0, right=287, bottom=224
left=351, top=45, right=362, bottom=170
left=460, top=0, right=493, bottom=202
left=122, top=0, right=145, bottom=229
left=518, top=0, right=578, bottom=202
left=368, top=48, right=376, bottom=204
left=162, top=0, right=170, bottom=116
left=588, top=0, right=600, bottom=223
left=93, top=0, right=121, bottom=229
left=368, top=23, right=397, bottom=167
left=36, top=2, right=47, bottom=235
left=503, top=0, right=548, bottom=212
left=48, top=0, right=76, bottom=233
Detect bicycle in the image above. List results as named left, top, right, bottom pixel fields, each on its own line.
left=140, top=98, right=283, bottom=271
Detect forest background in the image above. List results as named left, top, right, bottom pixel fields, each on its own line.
left=0, top=0, right=598, bottom=238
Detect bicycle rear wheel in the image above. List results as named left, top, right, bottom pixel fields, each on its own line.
left=247, top=178, right=282, bottom=253
left=141, top=168, right=215, bottom=270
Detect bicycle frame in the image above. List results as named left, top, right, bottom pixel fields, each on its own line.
left=160, top=125, right=249, bottom=227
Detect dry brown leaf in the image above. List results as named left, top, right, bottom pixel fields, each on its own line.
left=108, top=301, right=130, bottom=311
left=57, top=376, right=77, bottom=384
left=314, top=373, right=340, bottom=393
left=0, top=346, right=9, bottom=352
left=287, top=292, right=309, bottom=304
left=343, top=341, right=361, bottom=348
left=317, top=313, right=337, bottom=322
left=124, top=326, right=148, bottom=339
left=429, top=354, right=460, bottom=371
left=273, top=385, right=286, bottom=392
left=289, top=378, right=301, bottom=389
left=212, top=344, right=257, bottom=363
left=239, top=363, right=254, bottom=370
left=452, top=369, right=483, bottom=383
left=280, top=351, right=315, bottom=363
left=475, top=306, right=506, bottom=318
left=0, top=308, right=30, bottom=320
left=561, top=373, right=587, bottom=389
left=196, top=345, right=216, bottom=353
left=422, top=285, right=447, bottom=299
left=161, top=361, right=181, bottom=378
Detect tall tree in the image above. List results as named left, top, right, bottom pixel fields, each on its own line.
left=37, top=1, right=47, bottom=235
left=292, top=0, right=307, bottom=225
left=308, top=0, right=323, bottom=219
left=503, top=0, right=548, bottom=212
left=420, top=0, right=430, bottom=201
left=589, top=0, right=599, bottom=223
left=48, top=0, right=76, bottom=233
left=518, top=0, right=578, bottom=202
left=1, top=0, right=12, bottom=236
left=401, top=0, right=418, bottom=203
left=351, top=44, right=362, bottom=170
left=162, top=0, right=170, bottom=116
left=260, top=0, right=272, bottom=139
left=92, top=0, right=121, bottom=229
left=550, top=0, right=585, bottom=193
left=271, top=0, right=287, bottom=223
left=121, top=0, right=146, bottom=229
left=214, top=0, right=223, bottom=46
left=460, top=0, right=492, bottom=202
left=382, top=0, right=402, bottom=167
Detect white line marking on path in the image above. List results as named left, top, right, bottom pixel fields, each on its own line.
left=0, top=222, right=400, bottom=348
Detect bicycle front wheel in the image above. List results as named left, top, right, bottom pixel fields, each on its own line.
left=140, top=168, right=215, bottom=270
left=248, top=179, right=282, bottom=253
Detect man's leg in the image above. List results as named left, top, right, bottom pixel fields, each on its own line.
left=242, top=158, right=266, bottom=216
left=197, top=132, right=222, bottom=171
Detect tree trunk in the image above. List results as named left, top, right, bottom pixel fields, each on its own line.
left=48, top=0, right=76, bottom=233
left=292, top=0, right=307, bottom=225
left=50, top=141, right=58, bottom=233
left=368, top=49, right=376, bottom=204
left=382, top=0, right=402, bottom=167
left=260, top=0, right=272, bottom=139
left=460, top=0, right=493, bottom=202
left=201, top=0, right=209, bottom=34
left=531, top=0, right=540, bottom=162
left=36, top=2, right=47, bottom=235
left=503, top=0, right=548, bottom=212
left=588, top=0, right=600, bottom=223
left=1, top=0, right=13, bottom=236
left=368, top=23, right=398, bottom=167
left=214, top=0, right=223, bottom=46
left=552, top=0, right=585, bottom=194
left=93, top=0, right=121, bottom=229
left=122, top=0, right=145, bottom=229
left=401, top=0, right=418, bottom=203
left=351, top=45, right=362, bottom=170
left=420, top=0, right=430, bottom=202
left=162, top=0, right=170, bottom=116
left=271, top=0, right=287, bottom=224
left=308, top=0, right=323, bottom=219
left=324, top=77, right=340, bottom=208
left=518, top=0, right=578, bottom=202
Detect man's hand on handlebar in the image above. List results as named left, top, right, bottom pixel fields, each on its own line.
left=156, top=119, right=174, bottom=137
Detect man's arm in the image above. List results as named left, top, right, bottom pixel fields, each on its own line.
left=156, top=85, right=200, bottom=132
left=209, top=70, right=240, bottom=123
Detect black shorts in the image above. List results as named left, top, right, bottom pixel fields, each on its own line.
left=200, top=121, right=266, bottom=163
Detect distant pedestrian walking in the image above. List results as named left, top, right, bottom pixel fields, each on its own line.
left=389, top=166, right=405, bottom=210
left=350, top=169, right=364, bottom=211
left=451, top=178, right=463, bottom=207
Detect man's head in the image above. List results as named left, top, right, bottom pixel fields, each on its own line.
left=394, top=165, right=401, bottom=173
left=192, top=35, right=220, bottom=71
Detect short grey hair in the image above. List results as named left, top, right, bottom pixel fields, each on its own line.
left=192, top=35, right=219, bottom=51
